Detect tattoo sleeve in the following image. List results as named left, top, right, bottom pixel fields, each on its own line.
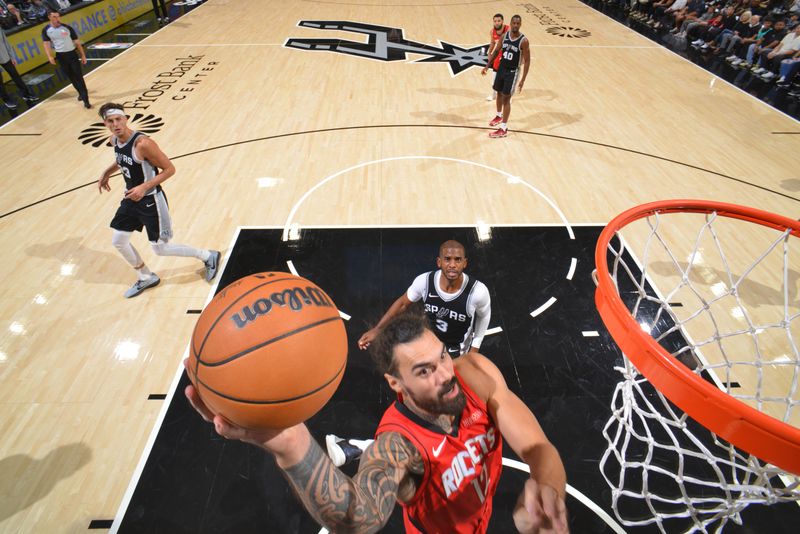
left=282, top=432, right=419, bottom=534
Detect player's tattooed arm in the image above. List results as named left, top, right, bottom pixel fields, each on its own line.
left=282, top=431, right=423, bottom=534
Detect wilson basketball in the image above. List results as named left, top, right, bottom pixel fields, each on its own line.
left=187, top=272, right=348, bottom=429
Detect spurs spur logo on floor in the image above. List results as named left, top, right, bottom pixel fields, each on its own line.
left=285, top=21, right=489, bottom=75
left=78, top=113, right=164, bottom=148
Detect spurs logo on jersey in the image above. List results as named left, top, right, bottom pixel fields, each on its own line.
left=114, top=131, right=159, bottom=195
left=428, top=304, right=467, bottom=323
left=499, top=32, right=525, bottom=70
left=116, top=153, right=134, bottom=166
left=423, top=270, right=476, bottom=347
left=442, top=428, right=497, bottom=498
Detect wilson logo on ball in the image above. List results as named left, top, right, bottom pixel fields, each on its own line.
left=231, top=286, right=334, bottom=328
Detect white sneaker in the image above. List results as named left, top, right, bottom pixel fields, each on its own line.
left=124, top=274, right=160, bottom=298
left=325, top=435, right=372, bottom=467
left=204, top=250, right=221, bottom=282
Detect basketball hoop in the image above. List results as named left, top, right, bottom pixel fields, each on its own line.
left=594, top=199, right=800, bottom=532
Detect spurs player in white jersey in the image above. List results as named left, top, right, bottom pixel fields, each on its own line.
left=358, top=240, right=491, bottom=357
left=96, top=102, right=221, bottom=298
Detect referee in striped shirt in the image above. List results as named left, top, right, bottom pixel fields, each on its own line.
left=42, top=10, right=90, bottom=108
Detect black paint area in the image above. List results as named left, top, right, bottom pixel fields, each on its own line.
left=116, top=227, right=799, bottom=533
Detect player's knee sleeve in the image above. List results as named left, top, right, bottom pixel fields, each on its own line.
left=112, top=230, right=132, bottom=250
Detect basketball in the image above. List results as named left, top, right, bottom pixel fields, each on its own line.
left=187, top=272, right=348, bottom=430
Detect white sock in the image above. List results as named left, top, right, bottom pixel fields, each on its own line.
left=136, top=265, right=154, bottom=281
left=495, top=112, right=502, bottom=118
left=350, top=438, right=374, bottom=451
left=500, top=122, right=507, bottom=129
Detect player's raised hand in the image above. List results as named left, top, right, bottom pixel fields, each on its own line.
left=513, top=478, right=568, bottom=533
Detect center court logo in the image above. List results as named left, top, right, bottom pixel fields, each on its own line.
left=285, top=21, right=489, bottom=75
left=78, top=113, right=164, bottom=148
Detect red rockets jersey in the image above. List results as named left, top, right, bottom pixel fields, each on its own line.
left=491, top=24, right=510, bottom=70
left=375, top=373, right=503, bottom=533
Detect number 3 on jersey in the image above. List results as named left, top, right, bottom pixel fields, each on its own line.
left=435, top=319, right=448, bottom=333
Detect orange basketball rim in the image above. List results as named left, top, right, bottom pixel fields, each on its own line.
left=594, top=199, right=800, bottom=475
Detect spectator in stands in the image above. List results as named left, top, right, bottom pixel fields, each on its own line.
left=674, top=1, right=715, bottom=36
left=716, top=10, right=754, bottom=53
left=22, top=0, right=48, bottom=23
left=775, top=50, right=800, bottom=84
left=750, top=17, right=789, bottom=67
left=669, top=0, right=706, bottom=33
left=688, top=5, right=725, bottom=44
left=724, top=14, right=761, bottom=57
left=45, top=0, right=70, bottom=13
left=0, top=1, right=24, bottom=26
left=730, top=16, right=775, bottom=66
left=699, top=4, right=738, bottom=49
left=656, top=0, right=689, bottom=29
left=755, top=22, right=800, bottom=78
left=652, top=0, right=681, bottom=28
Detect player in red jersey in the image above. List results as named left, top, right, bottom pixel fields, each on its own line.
left=186, top=309, right=568, bottom=533
left=487, top=13, right=510, bottom=101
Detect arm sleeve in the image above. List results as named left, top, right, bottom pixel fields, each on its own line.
left=42, top=26, right=51, bottom=42
left=68, top=25, right=78, bottom=40
left=405, top=272, right=429, bottom=303
left=469, top=282, right=492, bottom=349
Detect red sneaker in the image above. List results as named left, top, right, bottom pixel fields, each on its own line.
left=489, top=128, right=507, bottom=138
left=489, top=116, right=503, bottom=127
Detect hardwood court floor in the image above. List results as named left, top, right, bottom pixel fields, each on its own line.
left=0, top=0, right=798, bottom=532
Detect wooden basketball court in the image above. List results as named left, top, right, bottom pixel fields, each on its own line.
left=1, top=0, right=798, bottom=532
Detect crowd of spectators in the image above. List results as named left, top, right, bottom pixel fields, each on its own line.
left=1, top=0, right=84, bottom=30
left=587, top=0, right=800, bottom=109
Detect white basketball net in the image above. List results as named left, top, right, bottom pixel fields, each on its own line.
left=597, top=209, right=800, bottom=533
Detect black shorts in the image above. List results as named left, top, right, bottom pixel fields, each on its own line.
left=492, top=67, right=519, bottom=96
left=110, top=189, right=173, bottom=242
left=445, top=343, right=462, bottom=358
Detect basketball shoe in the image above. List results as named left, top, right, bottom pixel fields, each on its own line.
left=489, top=115, right=503, bottom=127
left=489, top=128, right=508, bottom=138
left=124, top=274, right=160, bottom=298
left=326, top=435, right=373, bottom=467
left=204, top=250, right=222, bottom=282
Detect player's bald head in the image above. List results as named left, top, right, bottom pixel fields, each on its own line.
left=439, top=240, right=466, bottom=258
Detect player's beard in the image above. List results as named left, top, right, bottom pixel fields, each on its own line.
left=494, top=23, right=503, bottom=31
left=411, top=376, right=467, bottom=417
